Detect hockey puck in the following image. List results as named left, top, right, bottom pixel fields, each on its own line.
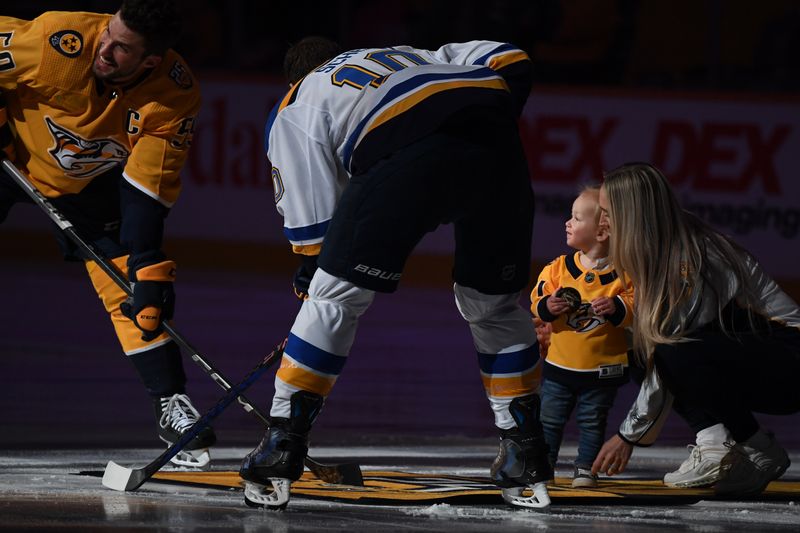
left=555, top=287, right=581, bottom=312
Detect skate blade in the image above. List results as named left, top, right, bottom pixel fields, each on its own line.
left=168, top=449, right=211, bottom=469
left=243, top=479, right=291, bottom=510
left=502, top=483, right=551, bottom=510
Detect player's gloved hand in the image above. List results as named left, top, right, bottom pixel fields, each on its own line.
left=120, top=260, right=176, bottom=341
left=293, top=254, right=318, bottom=300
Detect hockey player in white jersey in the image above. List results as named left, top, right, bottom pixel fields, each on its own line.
left=239, top=37, right=551, bottom=510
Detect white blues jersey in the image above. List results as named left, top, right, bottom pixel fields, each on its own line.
left=266, top=41, right=532, bottom=255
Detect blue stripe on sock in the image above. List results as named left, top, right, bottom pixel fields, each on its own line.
left=477, top=345, right=538, bottom=374
left=285, top=333, right=347, bottom=375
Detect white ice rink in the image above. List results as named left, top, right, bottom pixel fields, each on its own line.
left=2, top=444, right=799, bottom=532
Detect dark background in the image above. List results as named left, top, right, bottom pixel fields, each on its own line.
left=6, top=0, right=800, bottom=92
left=2, top=1, right=799, bottom=451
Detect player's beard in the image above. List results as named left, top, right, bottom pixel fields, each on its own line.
left=92, top=54, right=140, bottom=84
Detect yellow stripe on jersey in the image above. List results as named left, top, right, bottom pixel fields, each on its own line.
left=292, top=243, right=323, bottom=256
left=487, top=50, right=531, bottom=70
left=278, top=82, right=303, bottom=114
left=481, top=365, right=542, bottom=398
left=276, top=353, right=337, bottom=397
left=365, top=77, right=509, bottom=136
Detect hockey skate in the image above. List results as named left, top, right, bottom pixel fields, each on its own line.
left=490, top=394, right=553, bottom=510
left=240, top=390, right=323, bottom=510
left=154, top=393, right=216, bottom=468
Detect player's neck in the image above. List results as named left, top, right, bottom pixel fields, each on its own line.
left=578, top=249, right=608, bottom=270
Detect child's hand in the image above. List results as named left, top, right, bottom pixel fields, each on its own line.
left=591, top=296, right=616, bottom=316
left=546, top=289, right=573, bottom=315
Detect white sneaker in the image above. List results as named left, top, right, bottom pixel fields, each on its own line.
left=714, top=432, right=790, bottom=497
left=663, top=443, right=728, bottom=488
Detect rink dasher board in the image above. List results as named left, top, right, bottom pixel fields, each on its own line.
left=131, top=471, right=800, bottom=505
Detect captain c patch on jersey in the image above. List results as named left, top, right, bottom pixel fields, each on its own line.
left=45, top=117, right=128, bottom=178
left=49, top=30, right=83, bottom=58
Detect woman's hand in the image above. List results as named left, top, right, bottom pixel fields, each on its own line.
left=591, top=434, right=633, bottom=477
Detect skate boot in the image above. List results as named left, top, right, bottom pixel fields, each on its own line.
left=490, top=394, right=553, bottom=509
left=240, top=390, right=324, bottom=510
left=154, top=393, right=216, bottom=468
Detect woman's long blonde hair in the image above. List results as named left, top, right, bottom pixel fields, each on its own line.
left=602, top=162, right=759, bottom=360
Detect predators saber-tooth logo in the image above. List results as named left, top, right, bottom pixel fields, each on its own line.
left=565, top=303, right=605, bottom=333
left=46, top=117, right=129, bottom=178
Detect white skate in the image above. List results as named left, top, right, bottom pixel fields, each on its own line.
left=166, top=447, right=211, bottom=469
left=243, top=478, right=292, bottom=510
left=501, top=482, right=551, bottom=509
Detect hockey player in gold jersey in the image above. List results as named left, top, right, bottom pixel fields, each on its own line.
left=531, top=184, right=634, bottom=488
left=0, top=1, right=215, bottom=466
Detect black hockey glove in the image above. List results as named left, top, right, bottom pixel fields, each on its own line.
left=120, top=260, right=176, bottom=341
left=293, top=254, right=319, bottom=300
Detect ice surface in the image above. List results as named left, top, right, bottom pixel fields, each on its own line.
left=2, top=445, right=799, bottom=532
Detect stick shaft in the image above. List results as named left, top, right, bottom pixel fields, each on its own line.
left=2, top=159, right=269, bottom=421
left=122, top=343, right=284, bottom=491
left=4, top=159, right=361, bottom=484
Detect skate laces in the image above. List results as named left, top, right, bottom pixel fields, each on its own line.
left=159, top=393, right=200, bottom=433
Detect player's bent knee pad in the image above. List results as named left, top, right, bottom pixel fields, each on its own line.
left=308, top=268, right=375, bottom=318
left=454, top=283, right=536, bottom=351
left=454, top=283, right=523, bottom=324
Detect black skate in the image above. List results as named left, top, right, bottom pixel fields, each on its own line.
left=240, top=390, right=323, bottom=510
left=154, top=393, right=216, bottom=468
left=490, top=394, right=553, bottom=509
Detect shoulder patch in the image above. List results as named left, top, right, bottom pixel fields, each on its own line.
left=49, top=30, right=84, bottom=58
left=168, top=60, right=193, bottom=89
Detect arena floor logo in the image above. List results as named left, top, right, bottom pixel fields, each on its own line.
left=128, top=470, right=800, bottom=505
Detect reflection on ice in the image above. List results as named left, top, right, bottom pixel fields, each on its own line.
left=1, top=446, right=798, bottom=532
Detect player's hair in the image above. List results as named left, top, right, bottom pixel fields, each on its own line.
left=602, top=162, right=760, bottom=360
left=284, top=36, right=341, bottom=85
left=578, top=183, right=602, bottom=224
left=119, top=0, right=182, bottom=56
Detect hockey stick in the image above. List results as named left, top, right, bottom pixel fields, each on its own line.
left=1, top=159, right=362, bottom=485
left=103, top=341, right=284, bottom=491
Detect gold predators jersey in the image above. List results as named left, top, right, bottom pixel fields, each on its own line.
left=0, top=12, right=199, bottom=206
left=531, top=252, right=634, bottom=387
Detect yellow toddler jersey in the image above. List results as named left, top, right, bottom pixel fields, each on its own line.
left=531, top=252, right=634, bottom=388
left=0, top=11, right=199, bottom=206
